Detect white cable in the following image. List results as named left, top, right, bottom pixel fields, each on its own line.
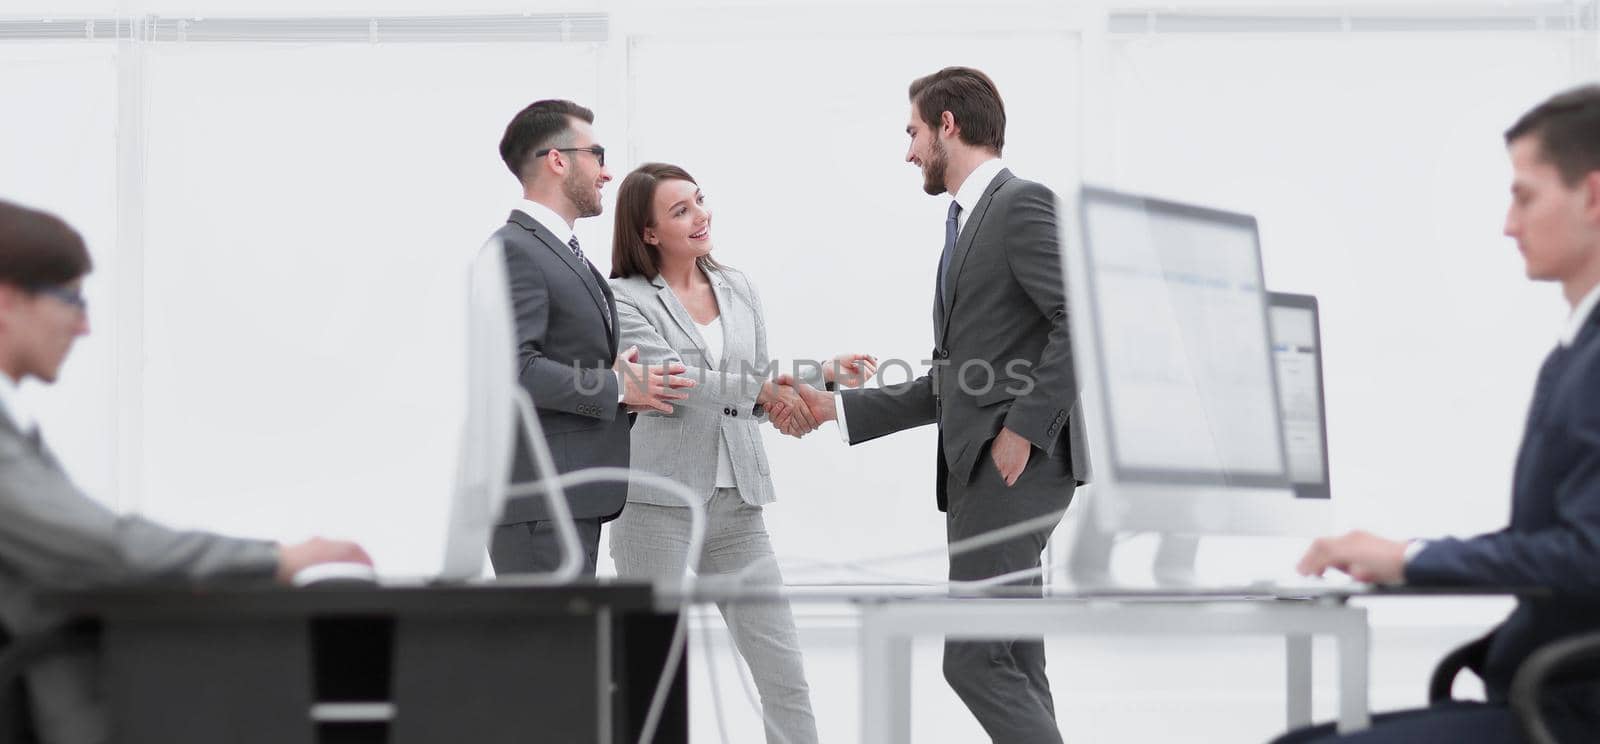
left=503, top=467, right=706, bottom=589
left=697, top=604, right=733, bottom=744
left=696, top=506, right=1071, bottom=604
left=505, top=466, right=1070, bottom=743
left=703, top=508, right=1074, bottom=744
left=493, top=386, right=584, bottom=586
left=504, top=467, right=706, bottom=744
left=685, top=505, right=1074, bottom=744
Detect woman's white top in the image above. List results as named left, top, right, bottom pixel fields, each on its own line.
left=694, top=316, right=738, bottom=488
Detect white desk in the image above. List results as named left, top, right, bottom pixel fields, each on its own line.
left=853, top=595, right=1370, bottom=743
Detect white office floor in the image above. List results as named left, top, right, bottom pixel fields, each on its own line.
left=680, top=597, right=1511, bottom=744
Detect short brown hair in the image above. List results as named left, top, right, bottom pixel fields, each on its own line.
left=611, top=162, right=723, bottom=279
left=1506, top=85, right=1600, bottom=187
left=909, top=67, right=1006, bottom=155
left=0, top=200, right=92, bottom=289
left=499, top=99, right=594, bottom=182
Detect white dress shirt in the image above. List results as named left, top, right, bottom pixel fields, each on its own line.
left=835, top=159, right=1009, bottom=441
left=1561, top=280, right=1600, bottom=348
left=512, top=198, right=575, bottom=248
left=695, top=316, right=738, bottom=488
left=0, top=371, right=35, bottom=437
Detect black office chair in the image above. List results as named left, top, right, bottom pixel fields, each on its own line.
left=0, top=620, right=99, bottom=744
left=1428, top=631, right=1493, bottom=705
left=1431, top=630, right=1600, bottom=744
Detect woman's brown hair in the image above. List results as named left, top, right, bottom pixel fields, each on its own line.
left=610, top=162, right=723, bottom=279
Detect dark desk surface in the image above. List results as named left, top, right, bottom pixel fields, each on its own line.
left=40, top=579, right=686, bottom=744
left=44, top=579, right=658, bottom=617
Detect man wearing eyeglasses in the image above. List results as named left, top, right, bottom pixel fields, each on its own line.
left=488, top=100, right=695, bottom=577
left=0, top=199, right=371, bottom=744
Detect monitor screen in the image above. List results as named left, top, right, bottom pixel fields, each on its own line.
left=1078, top=187, right=1289, bottom=488
left=1268, top=294, right=1331, bottom=499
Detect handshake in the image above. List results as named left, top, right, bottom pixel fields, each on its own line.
left=759, top=353, right=878, bottom=438
left=611, top=347, right=877, bottom=435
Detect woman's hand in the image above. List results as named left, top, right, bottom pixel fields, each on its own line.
left=822, top=353, right=879, bottom=389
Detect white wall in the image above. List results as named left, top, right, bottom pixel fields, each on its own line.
left=135, top=40, right=600, bottom=572
left=0, top=2, right=1591, bottom=741
left=0, top=42, right=120, bottom=504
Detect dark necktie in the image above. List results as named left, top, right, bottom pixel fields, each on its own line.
left=566, top=234, right=612, bottom=333
left=936, top=200, right=962, bottom=313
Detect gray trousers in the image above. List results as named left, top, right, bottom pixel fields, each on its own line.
left=609, top=489, right=818, bottom=744
left=945, top=441, right=1075, bottom=744
left=489, top=517, right=602, bottom=576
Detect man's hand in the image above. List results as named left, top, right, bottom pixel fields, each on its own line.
left=990, top=426, right=1032, bottom=486
left=275, top=537, right=373, bottom=584
left=822, top=353, right=879, bottom=389
left=761, top=380, right=818, bottom=437
left=766, top=375, right=837, bottom=437
left=1297, top=530, right=1408, bottom=585
left=615, top=346, right=696, bottom=414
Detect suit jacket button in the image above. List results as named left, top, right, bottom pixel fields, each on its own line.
left=723, top=407, right=731, bottom=415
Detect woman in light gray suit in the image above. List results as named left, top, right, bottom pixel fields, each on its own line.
left=607, top=163, right=874, bottom=744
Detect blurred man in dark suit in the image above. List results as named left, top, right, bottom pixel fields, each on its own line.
left=1285, top=85, right=1600, bottom=744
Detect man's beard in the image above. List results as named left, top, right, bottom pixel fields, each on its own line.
left=564, top=170, right=603, bottom=218
left=921, top=136, right=948, bottom=196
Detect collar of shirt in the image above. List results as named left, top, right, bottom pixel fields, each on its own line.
left=1561, top=280, right=1600, bottom=348
left=951, top=158, right=1008, bottom=232
left=512, top=199, right=575, bottom=248
left=0, top=371, right=35, bottom=435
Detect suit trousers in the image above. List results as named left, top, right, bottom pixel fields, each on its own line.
left=489, top=517, right=602, bottom=576
left=609, top=489, right=818, bottom=744
left=945, top=440, right=1074, bottom=744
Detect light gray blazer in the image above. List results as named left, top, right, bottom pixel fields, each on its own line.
left=610, top=267, right=822, bottom=507
left=0, top=412, right=278, bottom=744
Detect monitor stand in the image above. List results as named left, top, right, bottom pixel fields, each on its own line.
left=1066, top=494, right=1201, bottom=588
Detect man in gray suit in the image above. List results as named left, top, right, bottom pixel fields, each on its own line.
left=777, top=68, right=1087, bottom=743
left=0, top=199, right=371, bottom=744
left=488, top=100, right=695, bottom=576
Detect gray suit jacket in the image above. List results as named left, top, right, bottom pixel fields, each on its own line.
left=0, top=414, right=277, bottom=744
left=840, top=169, right=1090, bottom=511
left=610, top=267, right=822, bottom=507
left=493, top=210, right=631, bottom=524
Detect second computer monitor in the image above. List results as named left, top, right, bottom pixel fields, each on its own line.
left=1268, top=291, right=1332, bottom=501
left=1069, top=186, right=1327, bottom=536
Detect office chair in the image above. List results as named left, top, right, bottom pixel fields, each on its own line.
left=1431, top=629, right=1600, bottom=744
left=0, top=619, right=98, bottom=744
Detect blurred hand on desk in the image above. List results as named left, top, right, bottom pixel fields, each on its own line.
left=1297, top=530, right=1407, bottom=585
left=275, top=537, right=373, bottom=585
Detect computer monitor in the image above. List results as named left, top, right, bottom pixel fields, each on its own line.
left=1267, top=292, right=1331, bottom=501
left=1064, top=187, right=1328, bottom=584
left=438, top=237, right=580, bottom=583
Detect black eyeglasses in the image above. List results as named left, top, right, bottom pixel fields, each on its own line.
left=534, top=144, right=606, bottom=167
left=33, top=285, right=86, bottom=312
